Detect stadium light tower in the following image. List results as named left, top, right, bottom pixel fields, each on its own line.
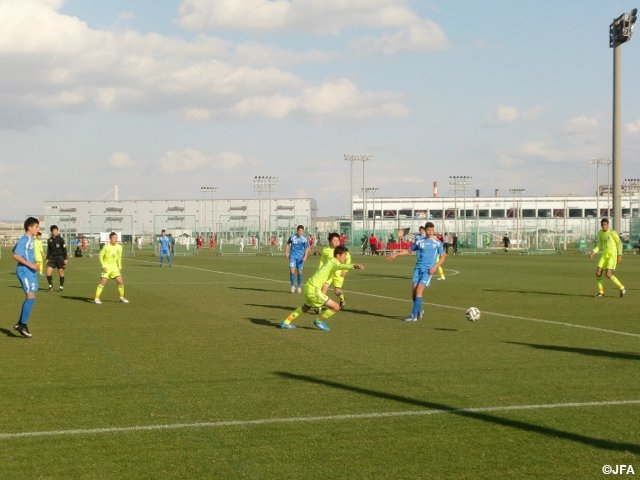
left=344, top=154, right=372, bottom=242
left=200, top=186, right=218, bottom=238
left=449, top=176, right=471, bottom=237
left=610, top=8, right=638, bottom=231
left=362, top=187, right=379, bottom=235
left=253, top=176, right=278, bottom=251
left=509, top=188, right=525, bottom=246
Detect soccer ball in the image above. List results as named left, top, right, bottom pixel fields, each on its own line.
left=465, top=307, right=481, bottom=322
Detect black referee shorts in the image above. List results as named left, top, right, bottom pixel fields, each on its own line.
left=47, top=257, right=66, bottom=269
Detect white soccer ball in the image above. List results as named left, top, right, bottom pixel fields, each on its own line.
left=465, top=307, right=481, bottom=322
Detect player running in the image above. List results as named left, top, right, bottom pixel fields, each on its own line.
left=281, top=245, right=364, bottom=331
left=387, top=222, right=446, bottom=321
left=590, top=218, right=626, bottom=298
left=94, top=232, right=129, bottom=304
left=285, top=225, right=310, bottom=293
left=320, top=232, right=350, bottom=310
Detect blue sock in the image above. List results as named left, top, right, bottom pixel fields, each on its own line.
left=19, top=298, right=35, bottom=325
left=297, top=273, right=303, bottom=286
left=412, top=297, right=423, bottom=318
left=289, top=273, right=295, bottom=286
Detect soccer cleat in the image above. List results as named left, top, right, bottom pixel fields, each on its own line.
left=13, top=323, right=32, bottom=338
left=48, top=285, right=53, bottom=292
left=59, top=286, right=64, bottom=292
left=290, top=285, right=295, bottom=293
left=418, top=309, right=425, bottom=320
left=94, top=298, right=102, bottom=304
left=119, top=297, right=129, bottom=303
left=620, top=289, right=626, bottom=298
left=339, top=300, right=345, bottom=311
left=314, top=320, right=330, bottom=331
left=297, top=286, right=302, bottom=293
left=438, top=277, right=446, bottom=281
left=595, top=293, right=604, bottom=298
left=280, top=321, right=296, bottom=329
left=402, top=315, right=416, bottom=322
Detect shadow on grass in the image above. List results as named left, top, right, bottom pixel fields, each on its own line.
left=230, top=286, right=285, bottom=293
left=274, top=371, right=640, bottom=454
left=507, top=341, right=640, bottom=361
left=248, top=318, right=316, bottom=330
left=483, top=288, right=593, bottom=298
left=0, top=327, right=20, bottom=338
left=433, top=327, right=459, bottom=332
left=60, top=295, right=97, bottom=303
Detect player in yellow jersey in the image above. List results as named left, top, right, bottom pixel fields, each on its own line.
left=34, top=231, right=45, bottom=275
left=589, top=218, right=625, bottom=298
left=320, top=233, right=350, bottom=309
left=94, top=232, right=129, bottom=304
left=281, top=246, right=364, bottom=331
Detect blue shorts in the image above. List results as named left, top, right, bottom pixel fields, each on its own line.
left=289, top=257, right=305, bottom=270
left=412, top=266, right=433, bottom=287
left=17, top=269, right=38, bottom=294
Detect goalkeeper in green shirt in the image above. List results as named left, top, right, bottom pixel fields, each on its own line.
left=589, top=218, right=626, bottom=298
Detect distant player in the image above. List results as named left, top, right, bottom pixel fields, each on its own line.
left=590, top=218, right=625, bottom=297
left=320, top=233, right=350, bottom=309
left=34, top=231, right=45, bottom=275
left=387, top=222, right=446, bottom=321
left=94, top=232, right=129, bottom=304
left=158, top=229, right=172, bottom=267
left=281, top=245, right=364, bottom=331
left=285, top=225, right=310, bottom=293
left=12, top=217, right=40, bottom=338
left=46, top=224, right=68, bottom=291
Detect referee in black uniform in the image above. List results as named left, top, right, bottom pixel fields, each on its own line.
left=46, top=225, right=68, bottom=291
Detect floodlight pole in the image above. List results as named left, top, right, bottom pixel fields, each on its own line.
left=344, top=154, right=372, bottom=242
left=253, top=176, right=278, bottom=254
left=201, top=186, right=218, bottom=239
left=590, top=158, right=610, bottom=234
left=610, top=8, right=638, bottom=231
left=509, top=188, right=525, bottom=246
left=362, top=187, right=379, bottom=235
left=449, top=176, right=471, bottom=237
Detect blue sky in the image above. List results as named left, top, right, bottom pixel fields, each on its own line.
left=1, top=0, right=639, bottom=220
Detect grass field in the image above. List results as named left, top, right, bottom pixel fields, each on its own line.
left=1, top=247, right=639, bottom=479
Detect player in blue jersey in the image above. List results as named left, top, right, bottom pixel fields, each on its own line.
left=285, top=225, right=310, bottom=293
left=387, top=222, right=446, bottom=322
left=158, top=229, right=172, bottom=267
left=11, top=217, right=40, bottom=338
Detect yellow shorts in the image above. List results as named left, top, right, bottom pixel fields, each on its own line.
left=303, top=284, right=329, bottom=308
left=101, top=267, right=122, bottom=279
left=597, top=253, right=618, bottom=271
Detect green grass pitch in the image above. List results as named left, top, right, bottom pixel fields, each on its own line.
left=1, top=248, right=639, bottom=479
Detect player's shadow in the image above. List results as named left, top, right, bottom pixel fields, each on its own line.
left=248, top=318, right=316, bottom=330
left=231, top=287, right=284, bottom=293
left=506, top=341, right=640, bottom=361
left=60, top=295, right=98, bottom=303
left=274, top=371, right=640, bottom=454
left=483, top=288, right=591, bottom=298
left=343, top=308, right=406, bottom=322
left=358, top=273, right=411, bottom=280
left=0, top=327, right=20, bottom=338
left=246, top=303, right=297, bottom=313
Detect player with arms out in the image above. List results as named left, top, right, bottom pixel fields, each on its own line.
left=281, top=245, right=364, bottom=331
left=285, top=225, right=310, bottom=293
left=12, top=217, right=40, bottom=338
left=387, top=222, right=446, bottom=321
left=320, top=232, right=350, bottom=310
left=590, top=218, right=626, bottom=297
left=94, top=232, right=129, bottom=304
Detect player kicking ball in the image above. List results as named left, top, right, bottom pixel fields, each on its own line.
left=281, top=245, right=364, bottom=331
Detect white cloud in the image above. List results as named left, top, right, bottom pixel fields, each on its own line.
left=109, top=152, right=133, bottom=169
left=159, top=148, right=245, bottom=173
left=483, top=104, right=544, bottom=127
left=0, top=0, right=410, bottom=128
left=563, top=115, right=599, bottom=134
left=626, top=120, right=640, bottom=134
left=351, top=21, right=448, bottom=55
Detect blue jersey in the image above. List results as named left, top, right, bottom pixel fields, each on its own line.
left=410, top=235, right=443, bottom=269
left=287, top=234, right=309, bottom=259
left=158, top=236, right=171, bottom=252
left=13, top=234, right=36, bottom=273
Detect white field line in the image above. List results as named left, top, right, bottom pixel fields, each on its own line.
left=1, top=399, right=638, bottom=440
left=133, top=259, right=640, bottom=339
